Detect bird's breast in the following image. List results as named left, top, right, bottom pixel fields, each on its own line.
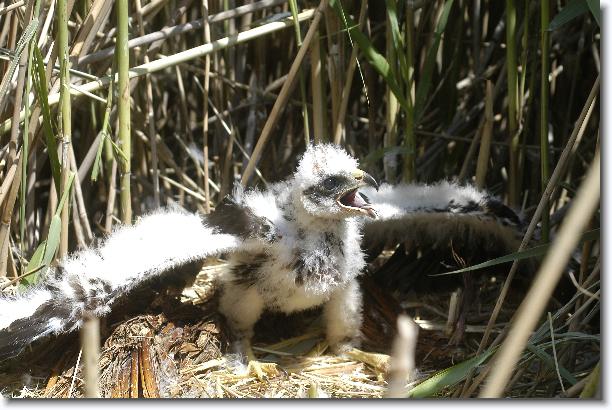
left=225, top=224, right=363, bottom=313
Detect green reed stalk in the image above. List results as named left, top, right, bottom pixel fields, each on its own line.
left=57, top=0, right=71, bottom=257
left=506, top=0, right=519, bottom=206
left=402, top=3, right=416, bottom=182
left=116, top=0, right=132, bottom=224
left=288, top=0, right=311, bottom=145
left=540, top=0, right=550, bottom=242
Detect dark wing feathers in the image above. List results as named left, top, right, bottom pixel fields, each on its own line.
left=208, top=195, right=277, bottom=241
left=0, top=299, right=73, bottom=362
left=0, top=208, right=243, bottom=361
left=0, top=181, right=522, bottom=362
left=362, top=182, right=524, bottom=255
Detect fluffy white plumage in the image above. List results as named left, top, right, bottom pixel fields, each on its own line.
left=363, top=181, right=486, bottom=217
left=361, top=181, right=522, bottom=253
left=294, top=144, right=359, bottom=187
left=214, top=145, right=369, bottom=350
left=0, top=208, right=240, bottom=358
left=0, top=143, right=522, bottom=361
left=61, top=210, right=237, bottom=291
left=0, top=288, right=52, bottom=330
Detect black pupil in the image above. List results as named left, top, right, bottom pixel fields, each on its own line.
left=323, top=176, right=340, bottom=190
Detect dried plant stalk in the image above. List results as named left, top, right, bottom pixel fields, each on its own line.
left=240, top=0, right=328, bottom=186
left=539, top=0, right=551, bottom=241
left=202, top=0, right=212, bottom=214
left=505, top=0, right=519, bottom=206
left=332, top=0, right=367, bottom=145
left=1, top=10, right=316, bottom=136
left=481, top=151, right=600, bottom=397
left=310, top=27, right=325, bottom=143
left=385, top=315, right=419, bottom=398
left=81, top=314, right=101, bottom=398
left=475, top=80, right=493, bottom=189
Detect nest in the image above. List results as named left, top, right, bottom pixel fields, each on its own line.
left=0, top=250, right=561, bottom=399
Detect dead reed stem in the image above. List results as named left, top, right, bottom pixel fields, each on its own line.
left=81, top=314, right=101, bottom=398
left=202, top=0, right=211, bottom=214
left=475, top=75, right=599, bottom=353
left=384, top=315, right=419, bottom=398
left=475, top=80, right=493, bottom=189
left=481, top=151, right=600, bottom=397
left=332, top=0, right=367, bottom=145
left=383, top=19, right=399, bottom=183
left=461, top=74, right=599, bottom=393
left=1, top=10, right=316, bottom=136
left=240, top=0, right=328, bottom=186
left=310, top=27, right=325, bottom=143
left=505, top=0, right=519, bottom=206
left=135, top=0, right=160, bottom=209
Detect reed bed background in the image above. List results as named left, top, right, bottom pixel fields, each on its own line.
left=0, top=0, right=601, bottom=399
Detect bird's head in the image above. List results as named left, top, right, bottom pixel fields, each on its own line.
left=293, top=144, right=378, bottom=220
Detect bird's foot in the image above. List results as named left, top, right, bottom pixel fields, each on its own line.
left=344, top=347, right=391, bottom=374
left=232, top=340, right=281, bottom=381
left=247, top=359, right=280, bottom=381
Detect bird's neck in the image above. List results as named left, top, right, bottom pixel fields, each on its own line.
left=295, top=206, right=359, bottom=242
left=298, top=214, right=348, bottom=234
left=281, top=187, right=362, bottom=243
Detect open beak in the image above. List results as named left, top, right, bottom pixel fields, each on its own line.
left=336, top=169, right=378, bottom=218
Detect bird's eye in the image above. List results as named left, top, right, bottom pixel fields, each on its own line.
left=323, top=176, right=340, bottom=190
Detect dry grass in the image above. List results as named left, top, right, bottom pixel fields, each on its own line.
left=2, top=245, right=595, bottom=399
left=0, top=261, right=391, bottom=398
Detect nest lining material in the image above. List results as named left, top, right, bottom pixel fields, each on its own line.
left=0, top=260, right=397, bottom=398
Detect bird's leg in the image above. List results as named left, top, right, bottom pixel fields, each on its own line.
left=238, top=338, right=280, bottom=381
left=323, top=279, right=363, bottom=353
left=345, top=348, right=391, bottom=374
left=218, top=284, right=278, bottom=380
left=323, top=279, right=391, bottom=374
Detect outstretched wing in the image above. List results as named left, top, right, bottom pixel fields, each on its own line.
left=0, top=208, right=242, bottom=361
left=361, top=181, right=524, bottom=257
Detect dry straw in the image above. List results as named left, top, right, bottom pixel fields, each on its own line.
left=481, top=151, right=600, bottom=397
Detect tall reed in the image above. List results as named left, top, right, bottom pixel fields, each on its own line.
left=116, top=0, right=132, bottom=224
left=540, top=0, right=551, bottom=242
left=506, top=0, right=519, bottom=206
left=57, top=0, right=71, bottom=256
